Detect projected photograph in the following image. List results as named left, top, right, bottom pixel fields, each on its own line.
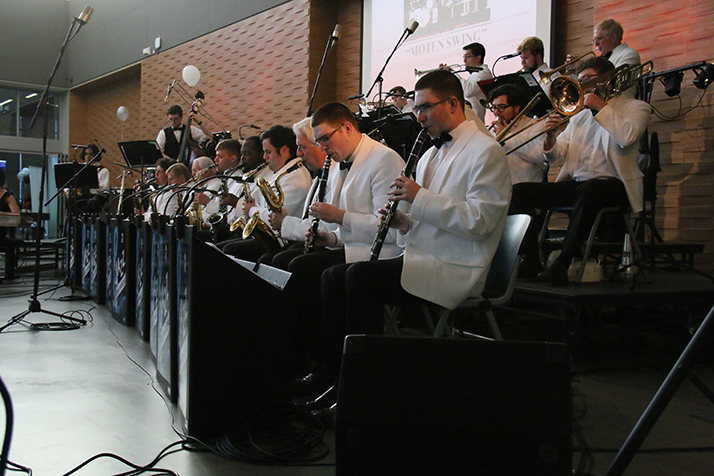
left=406, top=0, right=491, bottom=39
left=363, top=0, right=552, bottom=100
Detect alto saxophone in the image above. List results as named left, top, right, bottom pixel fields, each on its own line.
left=227, top=162, right=269, bottom=232
left=241, top=160, right=305, bottom=246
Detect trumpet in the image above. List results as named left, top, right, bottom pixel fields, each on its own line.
left=505, top=61, right=654, bottom=156
left=414, top=64, right=483, bottom=77
left=538, top=51, right=596, bottom=85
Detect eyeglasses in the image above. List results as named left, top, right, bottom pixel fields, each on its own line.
left=592, top=36, right=605, bottom=44
left=463, top=54, right=475, bottom=60
left=314, top=123, right=346, bottom=146
left=490, top=103, right=511, bottom=113
left=413, top=97, right=454, bottom=115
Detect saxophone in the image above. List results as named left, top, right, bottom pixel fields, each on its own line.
left=227, top=162, right=269, bottom=232
left=304, top=155, right=332, bottom=253
left=240, top=160, right=305, bottom=246
left=182, top=177, right=205, bottom=229
left=368, top=129, right=429, bottom=261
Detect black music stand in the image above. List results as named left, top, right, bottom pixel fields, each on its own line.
left=373, top=112, right=427, bottom=162
left=118, top=140, right=163, bottom=173
left=479, top=72, right=552, bottom=118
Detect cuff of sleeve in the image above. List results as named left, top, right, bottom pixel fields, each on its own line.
left=341, top=211, right=352, bottom=232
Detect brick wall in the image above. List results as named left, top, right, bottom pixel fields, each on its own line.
left=69, top=65, right=143, bottom=187
left=140, top=0, right=312, bottom=145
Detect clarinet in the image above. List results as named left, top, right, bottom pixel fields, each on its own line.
left=303, top=155, right=332, bottom=254
left=368, top=129, right=429, bottom=261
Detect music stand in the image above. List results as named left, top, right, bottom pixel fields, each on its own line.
left=479, top=72, right=552, bottom=118
left=373, top=112, right=428, bottom=162
left=117, top=140, right=163, bottom=168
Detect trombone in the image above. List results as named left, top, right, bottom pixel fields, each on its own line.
left=505, top=61, right=654, bottom=155
left=538, top=51, right=596, bottom=85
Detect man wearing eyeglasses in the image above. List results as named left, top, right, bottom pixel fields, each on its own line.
left=457, top=42, right=493, bottom=123
left=509, top=56, right=651, bottom=284
left=312, top=70, right=511, bottom=421
left=488, top=84, right=548, bottom=184
left=288, top=102, right=405, bottom=402
left=593, top=19, right=640, bottom=98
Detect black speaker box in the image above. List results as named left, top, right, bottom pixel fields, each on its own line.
left=335, top=335, right=572, bottom=476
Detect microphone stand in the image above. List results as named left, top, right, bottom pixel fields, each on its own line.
left=1, top=10, right=91, bottom=333
left=364, top=24, right=417, bottom=121
left=307, top=26, right=341, bottom=117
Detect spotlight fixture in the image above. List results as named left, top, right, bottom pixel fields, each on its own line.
left=663, top=72, right=683, bottom=97
left=693, top=62, right=714, bottom=89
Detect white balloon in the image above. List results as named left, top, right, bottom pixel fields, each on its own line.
left=182, top=65, right=201, bottom=87
left=116, top=106, right=129, bottom=122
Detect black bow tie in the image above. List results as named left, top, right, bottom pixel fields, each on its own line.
left=432, top=132, right=453, bottom=149
left=603, top=51, right=612, bottom=60
left=172, top=126, right=183, bottom=131
left=340, top=160, right=353, bottom=171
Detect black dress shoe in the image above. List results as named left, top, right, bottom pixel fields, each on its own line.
left=296, top=385, right=336, bottom=411
left=537, top=260, right=569, bottom=285
left=310, top=402, right=336, bottom=428
left=292, top=367, right=335, bottom=396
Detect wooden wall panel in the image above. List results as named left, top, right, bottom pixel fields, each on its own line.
left=556, top=0, right=714, bottom=271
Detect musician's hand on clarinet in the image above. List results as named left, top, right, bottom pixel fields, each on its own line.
left=221, top=193, right=238, bottom=208
left=309, top=202, right=345, bottom=225
left=306, top=230, right=337, bottom=248
left=378, top=207, right=410, bottom=233
left=268, top=208, right=287, bottom=230
left=388, top=176, right=420, bottom=204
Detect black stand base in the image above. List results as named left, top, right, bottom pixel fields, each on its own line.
left=0, top=299, right=87, bottom=333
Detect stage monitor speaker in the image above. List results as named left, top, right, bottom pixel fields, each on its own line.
left=335, top=335, right=572, bottom=476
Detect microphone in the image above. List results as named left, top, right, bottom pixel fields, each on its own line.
left=164, top=80, right=175, bottom=102
left=248, top=124, right=260, bottom=129
left=406, top=21, right=419, bottom=35
left=502, top=52, right=521, bottom=59
left=71, top=144, right=88, bottom=149
left=77, top=5, right=94, bottom=25
left=331, top=24, right=342, bottom=41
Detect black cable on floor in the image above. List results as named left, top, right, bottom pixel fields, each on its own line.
left=60, top=440, right=185, bottom=476
left=215, top=401, right=330, bottom=465
left=1, top=374, right=14, bottom=476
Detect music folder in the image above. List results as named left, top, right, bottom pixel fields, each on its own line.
left=117, top=140, right=163, bottom=167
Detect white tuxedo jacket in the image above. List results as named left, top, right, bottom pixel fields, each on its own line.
left=325, top=135, right=405, bottom=263
left=401, top=121, right=512, bottom=309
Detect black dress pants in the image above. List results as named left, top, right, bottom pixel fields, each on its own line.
left=509, top=178, right=629, bottom=262
left=321, top=257, right=425, bottom=371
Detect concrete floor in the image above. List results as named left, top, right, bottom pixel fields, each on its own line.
left=1, top=270, right=714, bottom=475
